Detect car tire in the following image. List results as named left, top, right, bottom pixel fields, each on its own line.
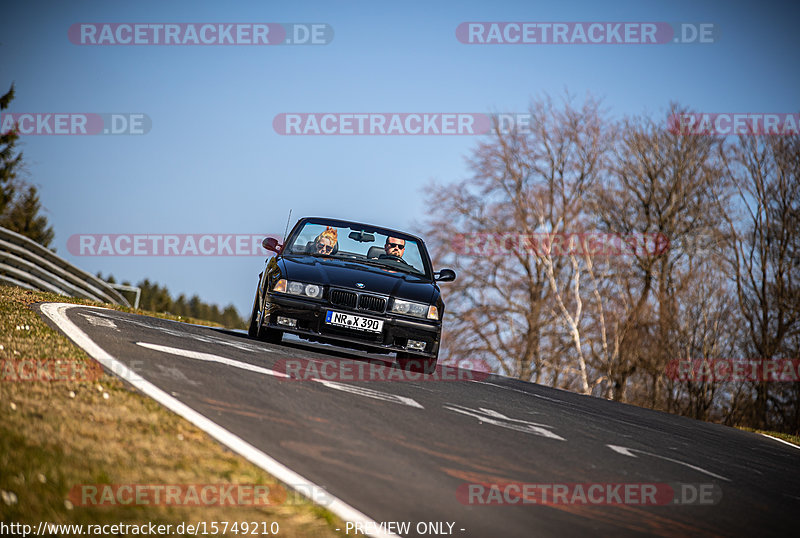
left=261, top=326, right=283, bottom=344
left=248, top=287, right=283, bottom=344
left=256, top=303, right=283, bottom=344
left=396, top=352, right=438, bottom=375
left=247, top=287, right=261, bottom=338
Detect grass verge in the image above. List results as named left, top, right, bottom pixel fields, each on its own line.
left=737, top=427, right=800, bottom=447
left=0, top=284, right=344, bottom=537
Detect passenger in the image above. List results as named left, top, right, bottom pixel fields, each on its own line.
left=313, top=227, right=338, bottom=255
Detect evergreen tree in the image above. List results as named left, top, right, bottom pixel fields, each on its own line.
left=0, top=84, right=22, bottom=216
left=173, top=294, right=188, bottom=317
left=221, top=305, right=241, bottom=328
left=0, top=84, right=55, bottom=248
left=0, top=185, right=54, bottom=247
left=98, top=274, right=245, bottom=328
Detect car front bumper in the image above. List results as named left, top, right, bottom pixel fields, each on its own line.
left=261, top=293, right=441, bottom=358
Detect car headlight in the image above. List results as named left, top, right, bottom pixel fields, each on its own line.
left=391, top=299, right=438, bottom=320
left=272, top=279, right=287, bottom=293
left=272, top=279, right=322, bottom=298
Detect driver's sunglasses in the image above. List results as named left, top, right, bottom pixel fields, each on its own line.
left=387, top=242, right=405, bottom=250
left=317, top=244, right=334, bottom=253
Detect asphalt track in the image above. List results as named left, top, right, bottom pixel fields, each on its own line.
left=39, top=303, right=800, bottom=537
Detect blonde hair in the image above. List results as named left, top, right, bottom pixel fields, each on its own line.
left=315, top=226, right=338, bottom=245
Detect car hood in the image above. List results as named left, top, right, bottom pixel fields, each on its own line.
left=279, top=255, right=437, bottom=304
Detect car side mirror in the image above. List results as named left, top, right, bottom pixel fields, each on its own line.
left=262, top=237, right=282, bottom=253
left=435, top=268, right=456, bottom=282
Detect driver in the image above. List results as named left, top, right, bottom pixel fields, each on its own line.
left=313, top=227, right=338, bottom=255
left=384, top=237, right=406, bottom=259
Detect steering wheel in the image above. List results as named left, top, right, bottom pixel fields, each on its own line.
left=378, top=253, right=410, bottom=265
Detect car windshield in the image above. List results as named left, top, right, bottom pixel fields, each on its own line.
left=286, top=220, right=430, bottom=277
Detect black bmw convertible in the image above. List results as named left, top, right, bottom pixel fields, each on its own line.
left=248, top=217, right=456, bottom=373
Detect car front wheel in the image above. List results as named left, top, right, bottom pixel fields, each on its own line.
left=261, top=325, right=283, bottom=344
left=248, top=289, right=283, bottom=344
left=247, top=287, right=261, bottom=337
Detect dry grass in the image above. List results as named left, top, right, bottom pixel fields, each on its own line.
left=0, top=284, right=343, bottom=536
left=736, top=427, right=800, bottom=448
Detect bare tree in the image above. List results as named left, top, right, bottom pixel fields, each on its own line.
left=591, top=104, right=729, bottom=402
left=660, top=262, right=740, bottom=421
left=423, top=97, right=800, bottom=435
left=423, top=94, right=609, bottom=384
left=720, top=134, right=800, bottom=430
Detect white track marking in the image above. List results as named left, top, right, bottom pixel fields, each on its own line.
left=80, top=313, right=119, bottom=330
left=315, top=380, right=424, bottom=409
left=476, top=407, right=547, bottom=424
left=472, top=380, right=566, bottom=403
left=606, top=444, right=730, bottom=481
left=86, top=309, right=270, bottom=353
left=137, top=342, right=424, bottom=409
left=759, top=434, right=800, bottom=450
left=607, top=445, right=637, bottom=457
left=136, top=342, right=289, bottom=378
left=39, top=303, right=400, bottom=538
left=444, top=404, right=564, bottom=441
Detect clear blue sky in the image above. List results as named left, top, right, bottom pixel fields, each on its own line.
left=2, top=0, right=798, bottom=317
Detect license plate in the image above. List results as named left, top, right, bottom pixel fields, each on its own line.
left=325, top=310, right=383, bottom=333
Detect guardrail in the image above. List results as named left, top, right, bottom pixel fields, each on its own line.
left=0, top=226, right=131, bottom=306
left=108, top=282, right=141, bottom=309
